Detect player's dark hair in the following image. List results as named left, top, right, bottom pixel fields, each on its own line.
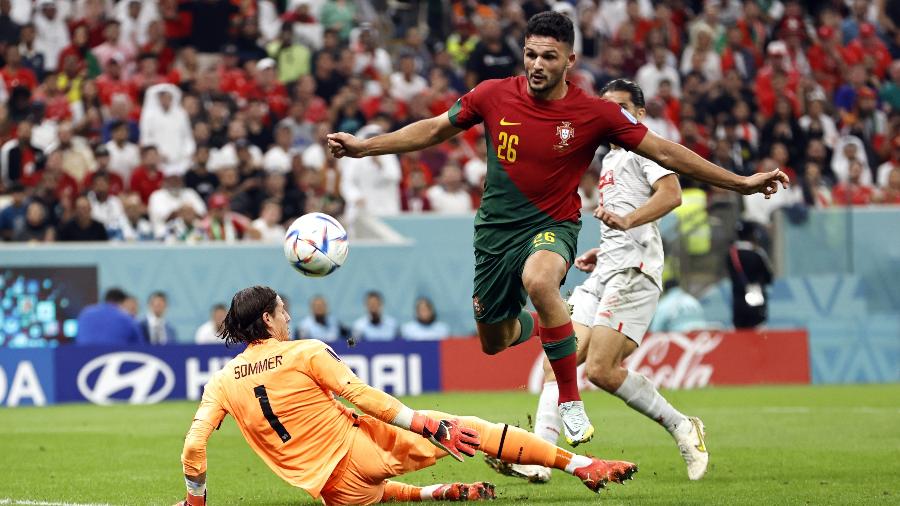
left=220, top=285, right=279, bottom=346
left=104, top=288, right=128, bottom=304
left=365, top=290, right=383, bottom=301
left=600, top=79, right=646, bottom=108
left=525, top=11, right=575, bottom=47
left=148, top=290, right=167, bottom=302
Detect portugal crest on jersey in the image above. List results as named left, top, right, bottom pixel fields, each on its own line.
left=555, top=121, right=575, bottom=151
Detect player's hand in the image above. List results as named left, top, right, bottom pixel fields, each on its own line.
left=574, top=247, right=601, bottom=273
left=411, top=413, right=481, bottom=462
left=327, top=132, right=365, bottom=159
left=594, top=205, right=632, bottom=231
left=740, top=169, right=790, bottom=199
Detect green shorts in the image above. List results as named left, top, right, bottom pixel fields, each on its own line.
left=472, top=221, right=579, bottom=324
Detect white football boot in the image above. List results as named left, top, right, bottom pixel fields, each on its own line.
left=559, top=400, right=595, bottom=447
left=672, top=416, right=709, bottom=480
left=483, top=455, right=552, bottom=483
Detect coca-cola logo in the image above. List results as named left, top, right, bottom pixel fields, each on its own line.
left=528, top=331, right=724, bottom=392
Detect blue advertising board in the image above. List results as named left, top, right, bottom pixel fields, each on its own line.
left=0, top=349, right=55, bottom=406
left=0, top=340, right=442, bottom=406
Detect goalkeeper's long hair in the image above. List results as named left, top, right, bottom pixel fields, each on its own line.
left=219, top=285, right=279, bottom=346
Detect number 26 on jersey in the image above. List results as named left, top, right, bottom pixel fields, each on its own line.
left=497, top=131, right=519, bottom=163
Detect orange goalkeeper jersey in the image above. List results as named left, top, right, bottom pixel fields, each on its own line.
left=184, top=338, right=404, bottom=498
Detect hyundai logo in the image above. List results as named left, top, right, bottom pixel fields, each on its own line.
left=77, top=352, right=175, bottom=405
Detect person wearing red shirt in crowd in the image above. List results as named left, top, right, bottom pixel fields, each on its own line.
left=219, top=44, right=253, bottom=99
left=832, top=160, right=874, bottom=206
left=249, top=58, right=290, bottom=118
left=734, top=1, right=767, bottom=64
left=425, top=67, right=461, bottom=117
left=754, top=41, right=800, bottom=117
left=83, top=145, right=125, bottom=196
left=293, top=75, right=329, bottom=123
left=1, top=46, right=38, bottom=92
left=35, top=149, right=80, bottom=202
left=843, top=23, right=892, bottom=80
left=56, top=23, right=101, bottom=78
left=141, top=20, right=176, bottom=75
left=720, top=25, right=757, bottom=81
left=130, top=145, right=164, bottom=204
left=656, top=79, right=681, bottom=127
left=96, top=55, right=137, bottom=106
left=807, top=26, right=846, bottom=94
left=199, top=192, right=258, bottom=242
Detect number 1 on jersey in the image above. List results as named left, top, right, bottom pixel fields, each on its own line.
left=254, top=385, right=292, bottom=442
left=497, top=132, right=518, bottom=163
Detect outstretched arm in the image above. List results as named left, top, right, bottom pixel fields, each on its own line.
left=177, top=384, right=226, bottom=506
left=633, top=130, right=789, bottom=198
left=327, top=113, right=464, bottom=158
left=308, top=344, right=479, bottom=461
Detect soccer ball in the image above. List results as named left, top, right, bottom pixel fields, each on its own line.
left=283, top=213, right=349, bottom=277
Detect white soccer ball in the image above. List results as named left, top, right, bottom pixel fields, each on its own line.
left=283, top=213, right=349, bottom=277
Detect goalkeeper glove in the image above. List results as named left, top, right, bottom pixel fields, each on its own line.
left=410, top=413, right=481, bottom=462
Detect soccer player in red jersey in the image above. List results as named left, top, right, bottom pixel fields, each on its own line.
left=328, top=12, right=788, bottom=447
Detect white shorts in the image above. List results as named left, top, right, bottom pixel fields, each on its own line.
left=568, top=268, right=661, bottom=345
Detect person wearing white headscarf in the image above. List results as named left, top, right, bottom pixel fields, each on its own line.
left=831, top=135, right=872, bottom=186
left=338, top=123, right=401, bottom=223
left=33, top=0, right=70, bottom=72
left=140, top=83, right=195, bottom=166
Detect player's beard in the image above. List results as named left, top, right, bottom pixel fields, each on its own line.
left=526, top=68, right=564, bottom=97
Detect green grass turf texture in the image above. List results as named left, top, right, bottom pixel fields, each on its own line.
left=1, top=385, right=898, bottom=506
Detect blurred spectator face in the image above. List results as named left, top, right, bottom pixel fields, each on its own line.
left=857, top=92, right=877, bottom=115
left=415, top=298, right=435, bottom=324
left=57, top=122, right=73, bottom=145
left=848, top=65, right=866, bottom=87
left=25, top=201, right=47, bottom=227
left=409, top=170, right=427, bottom=191
left=163, top=174, right=183, bottom=191
left=774, top=97, right=793, bottom=119
left=75, top=196, right=92, bottom=222
left=805, top=162, right=822, bottom=183
left=5, top=45, right=20, bottom=66
left=124, top=194, right=144, bottom=221
left=16, top=120, right=33, bottom=141
left=62, top=54, right=79, bottom=75
left=219, top=167, right=239, bottom=189
left=140, top=56, right=159, bottom=75
left=275, top=124, right=292, bottom=148
left=104, top=21, right=120, bottom=43
left=142, top=147, right=160, bottom=168
left=20, top=23, right=35, bottom=44
left=182, top=95, right=200, bottom=117
left=715, top=139, right=731, bottom=160
left=314, top=52, right=335, bottom=76
left=158, top=91, right=173, bottom=111
left=770, top=143, right=790, bottom=166
left=111, top=121, right=128, bottom=142
left=73, top=25, right=89, bottom=47
left=889, top=168, right=900, bottom=191
left=265, top=172, right=286, bottom=194
left=440, top=164, right=464, bottom=191
left=110, top=94, right=132, bottom=118
left=657, top=80, right=673, bottom=100
left=481, top=19, right=501, bottom=42
left=365, top=294, right=383, bottom=316
left=399, top=55, right=415, bottom=76
left=733, top=101, right=750, bottom=121
left=193, top=122, right=210, bottom=145
left=260, top=201, right=281, bottom=224
left=212, top=306, right=227, bottom=327
left=843, top=142, right=859, bottom=161
left=848, top=160, right=865, bottom=184
left=227, top=120, right=246, bottom=141
left=311, top=297, right=328, bottom=317
left=652, top=45, right=667, bottom=67
left=93, top=174, right=110, bottom=197
left=45, top=150, right=63, bottom=172
left=127, top=0, right=141, bottom=19
left=806, top=140, right=826, bottom=162
left=122, top=296, right=138, bottom=316
left=41, top=2, right=57, bottom=19
left=149, top=294, right=167, bottom=317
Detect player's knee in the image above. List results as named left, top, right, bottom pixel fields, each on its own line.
left=523, top=275, right=556, bottom=305
left=585, top=364, right=618, bottom=392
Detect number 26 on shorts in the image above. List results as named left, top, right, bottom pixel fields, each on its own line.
left=533, top=231, right=556, bottom=247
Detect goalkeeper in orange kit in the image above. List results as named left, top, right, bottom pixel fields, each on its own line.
left=177, top=286, right=638, bottom=505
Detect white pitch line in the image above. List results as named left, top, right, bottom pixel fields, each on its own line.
left=0, top=499, right=114, bottom=506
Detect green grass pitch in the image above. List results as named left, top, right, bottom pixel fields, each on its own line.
left=1, top=385, right=898, bottom=505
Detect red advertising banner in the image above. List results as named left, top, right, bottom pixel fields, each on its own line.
left=440, top=329, right=810, bottom=392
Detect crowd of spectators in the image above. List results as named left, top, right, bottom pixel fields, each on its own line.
left=2, top=0, right=900, bottom=245
left=74, top=286, right=450, bottom=345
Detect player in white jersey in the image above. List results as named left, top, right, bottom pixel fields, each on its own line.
left=487, top=79, right=708, bottom=483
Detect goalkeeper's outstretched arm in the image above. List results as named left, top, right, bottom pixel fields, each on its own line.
left=178, top=418, right=215, bottom=505
left=308, top=343, right=480, bottom=461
